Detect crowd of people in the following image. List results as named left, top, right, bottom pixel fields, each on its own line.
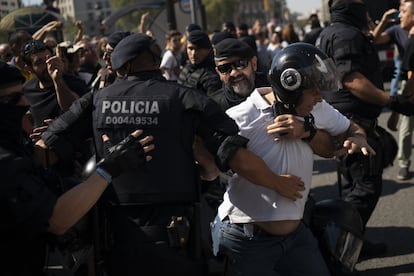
left=2, top=0, right=414, bottom=275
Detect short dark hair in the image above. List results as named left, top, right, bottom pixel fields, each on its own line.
left=165, top=30, right=182, bottom=41
left=8, top=30, right=31, bottom=46
left=21, top=40, right=50, bottom=66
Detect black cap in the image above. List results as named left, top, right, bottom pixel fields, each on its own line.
left=223, top=21, right=236, bottom=32
left=186, top=23, right=201, bottom=33
left=238, top=36, right=257, bottom=55
left=238, top=23, right=248, bottom=31
left=0, top=61, right=25, bottom=89
left=111, top=33, right=156, bottom=70
left=211, top=31, right=236, bottom=46
left=107, top=31, right=131, bottom=48
left=214, top=38, right=255, bottom=61
left=187, top=30, right=211, bottom=49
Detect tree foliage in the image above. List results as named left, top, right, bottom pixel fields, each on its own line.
left=202, top=0, right=238, bottom=31
left=105, top=0, right=238, bottom=33
left=108, top=0, right=158, bottom=32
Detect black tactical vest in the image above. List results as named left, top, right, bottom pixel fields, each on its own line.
left=177, top=65, right=206, bottom=90
left=93, top=75, right=199, bottom=205
left=317, top=23, right=384, bottom=120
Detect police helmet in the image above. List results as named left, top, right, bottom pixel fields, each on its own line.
left=268, top=42, right=341, bottom=105
left=310, top=199, right=363, bottom=275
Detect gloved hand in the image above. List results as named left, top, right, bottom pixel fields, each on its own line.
left=96, top=134, right=146, bottom=178
left=388, top=95, right=414, bottom=116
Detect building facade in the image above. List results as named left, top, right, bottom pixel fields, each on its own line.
left=56, top=0, right=112, bottom=36
left=237, top=0, right=287, bottom=27
left=0, top=0, right=21, bottom=20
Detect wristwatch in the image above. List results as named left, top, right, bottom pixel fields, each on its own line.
left=302, top=114, right=317, bottom=142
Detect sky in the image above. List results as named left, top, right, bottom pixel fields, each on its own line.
left=286, top=0, right=322, bottom=15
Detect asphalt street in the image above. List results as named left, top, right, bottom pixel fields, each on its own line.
left=311, top=109, right=414, bottom=276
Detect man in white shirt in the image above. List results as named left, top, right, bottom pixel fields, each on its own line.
left=160, top=30, right=182, bottom=81
left=211, top=43, right=374, bottom=275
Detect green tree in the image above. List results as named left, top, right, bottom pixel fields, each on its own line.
left=108, top=0, right=158, bottom=32
left=202, top=0, right=238, bottom=31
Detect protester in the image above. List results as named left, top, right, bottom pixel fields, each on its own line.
left=160, top=30, right=183, bottom=80
left=21, top=40, right=88, bottom=129
left=0, top=43, right=12, bottom=62
left=211, top=42, right=374, bottom=276
left=395, top=0, right=414, bottom=180
left=8, top=30, right=34, bottom=80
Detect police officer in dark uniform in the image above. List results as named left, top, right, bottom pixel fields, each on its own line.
left=0, top=61, right=153, bottom=276
left=209, top=38, right=269, bottom=111
left=177, top=30, right=222, bottom=96
left=317, top=0, right=414, bottom=257
left=41, top=33, right=302, bottom=275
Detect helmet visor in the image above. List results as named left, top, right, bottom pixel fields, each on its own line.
left=299, top=56, right=342, bottom=93
left=323, top=222, right=363, bottom=271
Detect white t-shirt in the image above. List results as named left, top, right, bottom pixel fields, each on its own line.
left=218, top=88, right=350, bottom=223
left=160, top=50, right=179, bottom=81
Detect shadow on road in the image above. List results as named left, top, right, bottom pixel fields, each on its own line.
left=381, top=179, right=414, bottom=197
left=361, top=263, right=414, bottom=276
left=363, top=226, right=414, bottom=258
left=313, top=158, right=337, bottom=174
left=359, top=225, right=414, bottom=275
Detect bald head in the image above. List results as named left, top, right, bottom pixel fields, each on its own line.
left=0, top=43, right=12, bottom=62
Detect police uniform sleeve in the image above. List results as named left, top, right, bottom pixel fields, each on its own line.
left=1, top=151, right=57, bottom=236
left=200, top=70, right=223, bottom=97
left=331, top=36, right=366, bottom=80
left=42, top=92, right=94, bottom=161
left=179, top=86, right=248, bottom=170
left=63, top=74, right=89, bottom=96
left=320, top=27, right=368, bottom=82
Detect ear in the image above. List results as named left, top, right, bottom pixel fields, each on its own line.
left=250, top=56, right=258, bottom=72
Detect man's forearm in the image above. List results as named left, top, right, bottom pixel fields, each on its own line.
left=344, top=71, right=389, bottom=106
left=308, top=129, right=337, bottom=158
left=53, top=77, right=80, bottom=111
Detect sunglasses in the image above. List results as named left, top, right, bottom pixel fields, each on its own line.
left=22, top=40, right=47, bottom=56
left=216, top=59, right=249, bottom=74
left=0, top=92, right=24, bottom=105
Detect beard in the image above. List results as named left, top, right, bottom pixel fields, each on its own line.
left=230, top=74, right=255, bottom=97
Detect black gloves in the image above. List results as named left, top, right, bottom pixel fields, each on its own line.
left=96, top=135, right=146, bottom=179
left=388, top=95, right=414, bottom=116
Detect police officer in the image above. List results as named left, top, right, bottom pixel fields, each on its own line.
left=0, top=61, right=153, bottom=276
left=210, top=38, right=269, bottom=110
left=177, top=30, right=222, bottom=96
left=41, top=33, right=304, bottom=275
left=317, top=0, right=414, bottom=257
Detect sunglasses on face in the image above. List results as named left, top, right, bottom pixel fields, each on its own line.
left=216, top=59, right=249, bottom=74
left=0, top=92, right=24, bottom=105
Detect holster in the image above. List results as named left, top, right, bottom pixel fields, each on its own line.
left=167, top=216, right=190, bottom=248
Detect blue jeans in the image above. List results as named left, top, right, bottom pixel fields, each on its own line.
left=390, top=55, right=402, bottom=97
left=211, top=215, right=331, bottom=276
